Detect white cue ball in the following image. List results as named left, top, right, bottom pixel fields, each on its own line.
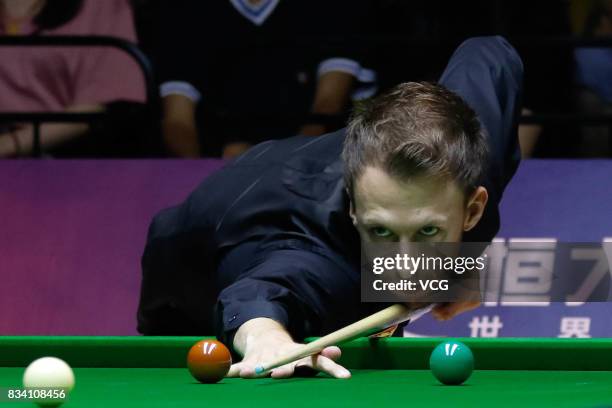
left=23, top=357, right=75, bottom=407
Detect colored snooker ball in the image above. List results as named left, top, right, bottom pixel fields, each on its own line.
left=187, top=339, right=232, bottom=383
left=429, top=340, right=474, bottom=385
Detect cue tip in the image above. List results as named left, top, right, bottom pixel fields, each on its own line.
left=254, top=365, right=265, bottom=375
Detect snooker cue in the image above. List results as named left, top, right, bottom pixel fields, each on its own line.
left=254, top=303, right=435, bottom=374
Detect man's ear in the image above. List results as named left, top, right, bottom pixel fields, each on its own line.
left=347, top=188, right=358, bottom=226
left=464, top=186, right=488, bottom=232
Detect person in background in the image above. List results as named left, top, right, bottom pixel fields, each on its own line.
left=373, top=0, right=574, bottom=159
left=502, top=0, right=574, bottom=158
left=573, top=0, right=612, bottom=156
left=152, top=0, right=375, bottom=158
left=0, top=0, right=146, bottom=157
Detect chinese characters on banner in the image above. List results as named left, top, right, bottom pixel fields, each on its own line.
left=405, top=238, right=611, bottom=338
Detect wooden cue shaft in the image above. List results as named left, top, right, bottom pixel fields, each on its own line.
left=255, top=303, right=413, bottom=374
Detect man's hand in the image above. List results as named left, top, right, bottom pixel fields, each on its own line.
left=432, top=301, right=480, bottom=321
left=228, top=318, right=351, bottom=379
left=432, top=265, right=482, bottom=320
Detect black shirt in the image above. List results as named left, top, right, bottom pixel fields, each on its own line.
left=153, top=0, right=373, bottom=155
left=138, top=36, right=523, bottom=346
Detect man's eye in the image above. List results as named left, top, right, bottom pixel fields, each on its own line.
left=419, top=226, right=439, bottom=236
left=372, top=227, right=393, bottom=238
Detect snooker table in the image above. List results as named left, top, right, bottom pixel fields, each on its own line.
left=1, top=337, right=611, bottom=408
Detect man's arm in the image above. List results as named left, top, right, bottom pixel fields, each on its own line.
left=215, top=244, right=358, bottom=378
left=439, top=36, right=523, bottom=194
left=161, top=94, right=200, bottom=158
left=0, top=104, right=102, bottom=157
left=298, top=0, right=372, bottom=137
left=434, top=36, right=524, bottom=319
left=299, top=71, right=355, bottom=136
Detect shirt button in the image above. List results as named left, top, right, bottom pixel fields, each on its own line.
left=229, top=314, right=238, bottom=322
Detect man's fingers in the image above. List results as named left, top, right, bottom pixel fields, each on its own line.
left=228, top=360, right=268, bottom=378
left=319, top=346, right=342, bottom=361
left=272, top=354, right=350, bottom=379
left=270, top=363, right=295, bottom=379
left=271, top=346, right=342, bottom=378
left=431, top=303, right=449, bottom=320
left=228, top=344, right=346, bottom=379
left=239, top=365, right=261, bottom=378
left=433, top=301, right=480, bottom=320
left=311, top=354, right=351, bottom=379
left=226, top=362, right=244, bottom=377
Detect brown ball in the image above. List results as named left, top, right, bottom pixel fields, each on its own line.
left=187, top=340, right=232, bottom=383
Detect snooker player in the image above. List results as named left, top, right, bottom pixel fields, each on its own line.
left=138, top=36, right=523, bottom=379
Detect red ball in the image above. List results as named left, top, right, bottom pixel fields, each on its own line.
left=187, top=340, right=232, bottom=383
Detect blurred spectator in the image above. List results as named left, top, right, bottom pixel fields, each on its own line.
left=371, top=0, right=500, bottom=90
left=0, top=0, right=146, bottom=157
left=373, top=0, right=574, bottom=158
left=498, top=0, right=574, bottom=158
left=151, top=0, right=375, bottom=158
left=573, top=0, right=612, bottom=156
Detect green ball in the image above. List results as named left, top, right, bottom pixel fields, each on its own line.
left=429, top=340, right=474, bottom=385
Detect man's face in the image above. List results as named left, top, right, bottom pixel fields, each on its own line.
left=350, top=166, right=487, bottom=243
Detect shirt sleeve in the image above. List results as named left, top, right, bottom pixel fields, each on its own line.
left=438, top=36, right=523, bottom=242
left=214, top=240, right=359, bottom=347
left=309, top=0, right=377, bottom=99
left=439, top=36, right=523, bottom=198
left=150, top=0, right=202, bottom=103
